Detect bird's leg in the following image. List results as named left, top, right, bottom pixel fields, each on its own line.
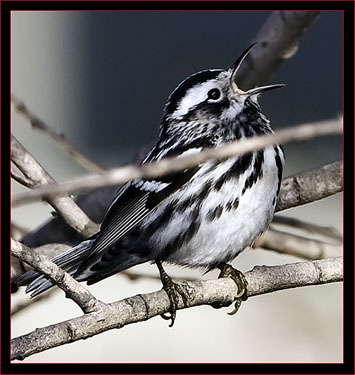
left=156, top=259, right=188, bottom=327
left=213, top=263, right=248, bottom=315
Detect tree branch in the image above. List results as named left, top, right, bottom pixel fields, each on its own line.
left=238, top=11, right=321, bottom=89
left=11, top=117, right=342, bottom=206
left=271, top=215, right=343, bottom=242
left=11, top=163, right=35, bottom=188
left=11, top=257, right=342, bottom=361
left=11, top=93, right=106, bottom=175
left=11, top=135, right=99, bottom=237
left=254, top=228, right=342, bottom=260
left=11, top=239, right=106, bottom=314
left=11, top=243, right=71, bottom=285
left=276, top=160, right=343, bottom=212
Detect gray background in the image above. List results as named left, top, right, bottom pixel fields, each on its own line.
left=11, top=11, right=343, bottom=363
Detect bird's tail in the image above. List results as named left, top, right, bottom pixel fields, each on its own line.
left=16, top=237, right=96, bottom=298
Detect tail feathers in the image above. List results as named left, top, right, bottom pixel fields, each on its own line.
left=16, top=238, right=96, bottom=298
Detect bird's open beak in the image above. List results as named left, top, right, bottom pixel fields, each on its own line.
left=229, top=42, right=258, bottom=85
left=229, top=43, right=285, bottom=96
left=244, top=84, right=286, bottom=96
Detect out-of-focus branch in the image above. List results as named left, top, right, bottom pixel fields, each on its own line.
left=11, top=93, right=105, bottom=175
left=11, top=117, right=342, bottom=206
left=11, top=257, right=342, bottom=361
left=276, top=160, right=343, bottom=212
left=11, top=163, right=35, bottom=188
left=11, top=239, right=105, bottom=314
left=238, top=11, right=321, bottom=89
left=11, top=135, right=99, bottom=237
left=272, top=215, right=343, bottom=242
left=254, top=228, right=342, bottom=260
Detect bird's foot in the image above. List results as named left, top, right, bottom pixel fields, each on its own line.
left=213, top=263, right=248, bottom=315
left=156, top=260, right=189, bottom=327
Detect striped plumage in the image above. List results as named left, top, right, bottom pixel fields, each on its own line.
left=18, top=45, right=284, bottom=311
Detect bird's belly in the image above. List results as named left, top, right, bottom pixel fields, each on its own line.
left=185, top=172, right=277, bottom=267
left=148, top=148, right=281, bottom=268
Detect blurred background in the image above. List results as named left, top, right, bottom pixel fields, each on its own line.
left=11, top=11, right=343, bottom=363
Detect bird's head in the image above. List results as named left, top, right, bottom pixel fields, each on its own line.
left=159, top=43, right=284, bottom=143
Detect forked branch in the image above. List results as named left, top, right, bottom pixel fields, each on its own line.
left=11, top=256, right=342, bottom=361
left=11, top=135, right=99, bottom=237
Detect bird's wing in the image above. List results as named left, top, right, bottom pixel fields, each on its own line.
left=75, top=166, right=199, bottom=272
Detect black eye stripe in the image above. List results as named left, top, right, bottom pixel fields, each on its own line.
left=163, top=70, right=224, bottom=117
left=207, top=88, right=221, bottom=100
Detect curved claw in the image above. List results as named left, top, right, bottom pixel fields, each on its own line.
left=156, top=259, right=190, bottom=327
left=161, top=285, right=179, bottom=327
left=227, top=299, right=242, bottom=315
left=160, top=312, right=176, bottom=327
left=217, top=263, right=248, bottom=315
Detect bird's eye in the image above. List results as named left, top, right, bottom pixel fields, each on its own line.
left=207, top=88, right=221, bottom=100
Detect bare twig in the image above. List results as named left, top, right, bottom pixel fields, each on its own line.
left=276, top=160, right=343, bottom=212
left=254, top=228, right=342, bottom=260
left=11, top=243, right=71, bottom=284
left=11, top=257, right=342, bottom=361
left=10, top=242, right=178, bottom=286
left=272, top=215, right=343, bottom=242
left=11, top=239, right=106, bottom=314
left=238, top=11, right=321, bottom=89
left=121, top=270, right=198, bottom=283
left=11, top=93, right=105, bottom=175
left=11, top=135, right=99, bottom=237
left=11, top=117, right=343, bottom=206
left=11, top=163, right=36, bottom=188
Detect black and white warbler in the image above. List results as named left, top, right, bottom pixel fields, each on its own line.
left=18, top=44, right=285, bottom=326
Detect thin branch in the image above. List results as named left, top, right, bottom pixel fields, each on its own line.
left=276, top=160, right=343, bottom=212
left=11, top=117, right=343, bottom=207
left=11, top=243, right=71, bottom=284
left=11, top=135, right=99, bottom=237
left=11, top=242, right=176, bottom=286
left=238, top=11, right=321, bottom=89
left=11, top=239, right=106, bottom=314
left=11, top=163, right=35, bottom=188
left=253, top=228, right=342, bottom=260
left=121, top=270, right=198, bottom=283
left=11, top=257, right=343, bottom=361
left=11, top=223, right=341, bottom=289
left=272, top=215, right=343, bottom=242
left=11, top=93, right=105, bottom=175
left=11, top=269, right=195, bottom=316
